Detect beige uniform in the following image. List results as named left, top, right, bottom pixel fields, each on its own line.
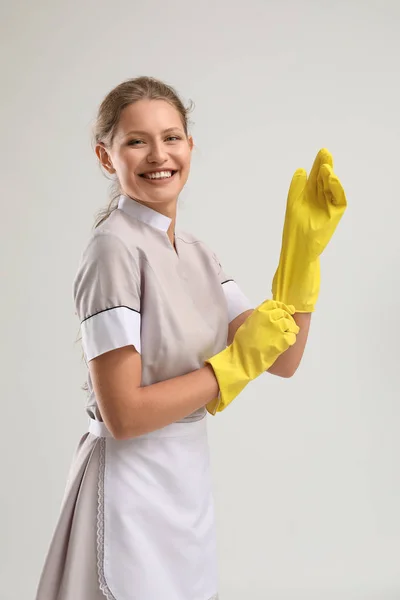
left=36, top=195, right=252, bottom=600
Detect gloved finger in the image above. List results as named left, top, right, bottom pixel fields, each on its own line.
left=280, top=318, right=300, bottom=335
left=285, top=303, right=296, bottom=315
left=287, top=168, right=307, bottom=209
left=317, top=164, right=344, bottom=214
left=270, top=310, right=299, bottom=333
left=257, top=298, right=276, bottom=311
left=268, top=307, right=293, bottom=321
left=284, top=331, right=298, bottom=347
left=321, top=164, right=347, bottom=210
left=316, top=170, right=333, bottom=214
left=308, top=148, right=333, bottom=191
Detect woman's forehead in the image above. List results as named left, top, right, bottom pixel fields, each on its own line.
left=117, top=99, right=184, bottom=135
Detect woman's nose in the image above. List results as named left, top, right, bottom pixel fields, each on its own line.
left=146, top=142, right=167, bottom=164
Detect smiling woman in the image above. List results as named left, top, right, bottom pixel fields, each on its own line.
left=96, top=98, right=193, bottom=237
left=35, top=76, right=312, bottom=600
left=93, top=77, right=194, bottom=241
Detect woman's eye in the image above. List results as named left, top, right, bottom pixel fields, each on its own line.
left=128, top=136, right=181, bottom=146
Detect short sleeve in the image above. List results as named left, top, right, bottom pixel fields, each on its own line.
left=211, top=252, right=253, bottom=322
left=73, top=232, right=141, bottom=361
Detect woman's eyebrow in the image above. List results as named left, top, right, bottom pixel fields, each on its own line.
left=122, top=127, right=183, bottom=137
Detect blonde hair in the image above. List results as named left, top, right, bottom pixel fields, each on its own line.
left=93, top=76, right=193, bottom=228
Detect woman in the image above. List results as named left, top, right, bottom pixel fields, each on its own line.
left=36, top=76, right=346, bottom=600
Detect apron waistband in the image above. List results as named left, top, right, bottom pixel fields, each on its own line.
left=88, top=414, right=207, bottom=440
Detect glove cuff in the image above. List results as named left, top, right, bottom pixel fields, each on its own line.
left=205, top=346, right=248, bottom=414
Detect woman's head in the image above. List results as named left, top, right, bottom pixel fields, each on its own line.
left=94, top=77, right=193, bottom=219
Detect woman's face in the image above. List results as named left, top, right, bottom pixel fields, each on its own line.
left=98, top=99, right=193, bottom=213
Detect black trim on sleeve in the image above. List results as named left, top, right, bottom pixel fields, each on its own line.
left=221, top=279, right=234, bottom=285
left=81, top=305, right=140, bottom=324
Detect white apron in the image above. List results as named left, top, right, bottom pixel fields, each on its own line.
left=88, top=415, right=218, bottom=600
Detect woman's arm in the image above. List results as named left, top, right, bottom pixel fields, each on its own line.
left=228, top=310, right=311, bottom=378
left=89, top=346, right=219, bottom=440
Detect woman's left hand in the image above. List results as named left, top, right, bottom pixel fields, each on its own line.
left=285, top=148, right=347, bottom=259
left=272, top=148, right=347, bottom=312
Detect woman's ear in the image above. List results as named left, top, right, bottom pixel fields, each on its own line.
left=188, top=136, right=194, bottom=151
left=95, top=143, right=116, bottom=174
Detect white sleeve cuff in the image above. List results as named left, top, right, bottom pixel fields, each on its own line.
left=222, top=280, right=253, bottom=322
left=81, top=306, right=141, bottom=361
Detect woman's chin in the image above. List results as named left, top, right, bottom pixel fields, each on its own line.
left=124, top=176, right=186, bottom=207
left=142, top=185, right=183, bottom=205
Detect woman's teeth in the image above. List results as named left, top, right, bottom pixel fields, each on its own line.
left=143, top=170, right=174, bottom=180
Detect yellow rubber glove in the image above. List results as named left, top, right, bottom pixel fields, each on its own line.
left=272, top=149, right=347, bottom=312
left=206, top=300, right=299, bottom=415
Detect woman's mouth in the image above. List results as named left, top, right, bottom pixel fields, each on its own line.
left=139, top=170, right=177, bottom=182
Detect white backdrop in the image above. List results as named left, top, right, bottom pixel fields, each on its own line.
left=1, top=1, right=399, bottom=598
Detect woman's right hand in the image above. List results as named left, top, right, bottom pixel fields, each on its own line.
left=233, top=299, right=299, bottom=366
left=206, top=299, right=299, bottom=414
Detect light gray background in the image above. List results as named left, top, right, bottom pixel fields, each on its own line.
left=1, top=1, right=399, bottom=598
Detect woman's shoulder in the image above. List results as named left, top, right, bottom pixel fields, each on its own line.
left=83, top=210, right=142, bottom=257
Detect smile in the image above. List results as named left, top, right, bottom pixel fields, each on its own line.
left=139, top=170, right=177, bottom=180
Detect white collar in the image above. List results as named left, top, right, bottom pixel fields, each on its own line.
left=117, top=195, right=172, bottom=233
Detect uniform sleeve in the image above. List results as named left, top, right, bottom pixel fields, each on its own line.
left=211, top=252, right=253, bottom=322
left=73, top=232, right=141, bottom=361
